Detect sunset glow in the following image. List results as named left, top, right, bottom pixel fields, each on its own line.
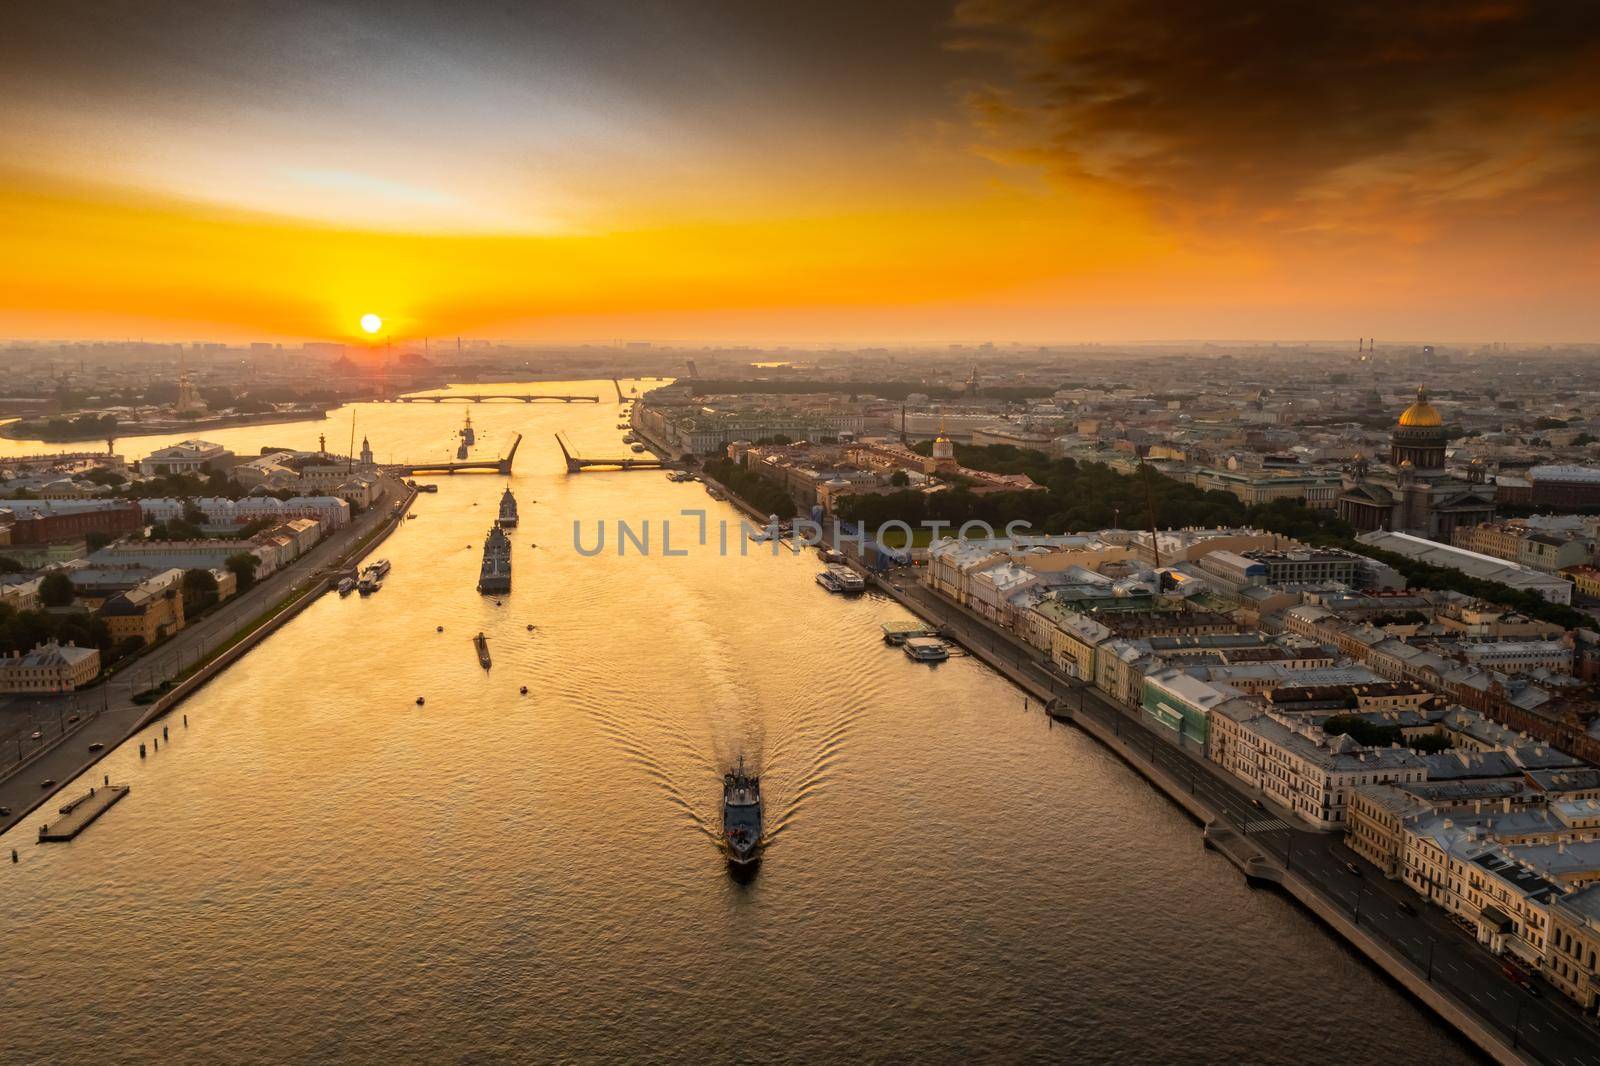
left=1, top=2, right=1596, bottom=343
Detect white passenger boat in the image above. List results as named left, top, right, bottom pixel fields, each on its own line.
left=825, top=564, right=865, bottom=594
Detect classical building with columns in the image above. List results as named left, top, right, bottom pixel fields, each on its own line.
left=1337, top=386, right=1495, bottom=542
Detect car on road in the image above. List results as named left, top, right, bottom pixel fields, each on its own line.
left=1501, top=960, right=1540, bottom=994
left=30, top=730, right=42, bottom=741
left=1344, top=861, right=1363, bottom=877
left=39, top=778, right=55, bottom=789
left=0, top=806, right=11, bottom=816
left=1397, top=901, right=1417, bottom=917
left=67, top=714, right=79, bottom=724
left=87, top=742, right=104, bottom=752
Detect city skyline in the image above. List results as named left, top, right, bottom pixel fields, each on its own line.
left=3, top=1, right=1598, bottom=344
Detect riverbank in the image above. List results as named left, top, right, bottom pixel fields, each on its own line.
left=0, top=406, right=336, bottom=443
left=684, top=451, right=1591, bottom=1062
left=868, top=572, right=1582, bottom=1065
left=0, top=476, right=417, bottom=835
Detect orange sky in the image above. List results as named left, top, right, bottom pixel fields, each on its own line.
left=2, top=1, right=1597, bottom=344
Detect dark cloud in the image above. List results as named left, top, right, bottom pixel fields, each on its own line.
left=950, top=0, right=1600, bottom=227
left=0, top=1, right=960, bottom=131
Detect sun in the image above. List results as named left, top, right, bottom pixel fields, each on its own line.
left=360, top=313, right=382, bottom=334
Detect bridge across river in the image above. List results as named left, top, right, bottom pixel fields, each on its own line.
left=555, top=433, right=669, bottom=473
left=392, top=394, right=598, bottom=404
left=392, top=433, right=521, bottom=475
left=393, top=378, right=632, bottom=405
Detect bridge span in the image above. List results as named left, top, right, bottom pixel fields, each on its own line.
left=392, top=434, right=521, bottom=475
left=555, top=433, right=669, bottom=473
left=393, top=394, right=597, bottom=404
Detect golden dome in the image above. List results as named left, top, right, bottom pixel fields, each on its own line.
left=1397, top=386, right=1442, bottom=428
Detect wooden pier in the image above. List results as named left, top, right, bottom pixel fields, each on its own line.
left=38, top=784, right=130, bottom=842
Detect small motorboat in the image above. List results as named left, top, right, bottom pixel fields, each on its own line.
left=436, top=625, right=444, bottom=633
left=520, top=686, right=528, bottom=695
left=416, top=697, right=426, bottom=706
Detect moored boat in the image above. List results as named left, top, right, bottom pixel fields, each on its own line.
left=881, top=621, right=934, bottom=645
left=474, top=632, right=491, bottom=669
left=337, top=577, right=356, bottom=596
left=825, top=564, right=865, bottom=594
left=903, top=636, right=949, bottom=662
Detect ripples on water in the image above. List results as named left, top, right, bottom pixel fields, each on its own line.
left=0, top=385, right=1474, bottom=1063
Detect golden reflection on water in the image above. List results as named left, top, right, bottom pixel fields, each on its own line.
left=0, top=384, right=1471, bottom=1063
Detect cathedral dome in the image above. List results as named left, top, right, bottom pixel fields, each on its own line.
left=1397, top=386, right=1442, bottom=428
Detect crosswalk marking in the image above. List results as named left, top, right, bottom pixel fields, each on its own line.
left=1241, top=817, right=1290, bottom=834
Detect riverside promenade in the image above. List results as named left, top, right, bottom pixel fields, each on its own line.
left=0, top=475, right=417, bottom=836
left=591, top=424, right=1600, bottom=1060
left=870, top=566, right=1598, bottom=1065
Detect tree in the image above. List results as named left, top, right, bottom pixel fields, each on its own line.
left=148, top=518, right=204, bottom=541
left=85, top=530, right=114, bottom=553
left=39, top=572, right=75, bottom=608
left=182, top=568, right=221, bottom=613
left=225, top=552, right=260, bottom=592
left=1321, top=714, right=1401, bottom=748
left=889, top=470, right=911, bottom=487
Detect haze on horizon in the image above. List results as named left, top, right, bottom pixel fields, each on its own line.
left=2, top=0, right=1598, bottom=346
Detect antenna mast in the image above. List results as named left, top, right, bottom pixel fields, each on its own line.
left=1140, top=460, right=1162, bottom=569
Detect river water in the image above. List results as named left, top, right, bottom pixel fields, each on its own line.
left=0, top=382, right=1472, bottom=1063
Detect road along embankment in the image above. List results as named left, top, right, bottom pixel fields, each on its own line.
left=0, top=479, right=417, bottom=836
left=867, top=571, right=1534, bottom=1066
